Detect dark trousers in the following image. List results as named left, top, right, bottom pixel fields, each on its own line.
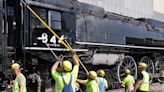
left=136, top=90, right=148, bottom=92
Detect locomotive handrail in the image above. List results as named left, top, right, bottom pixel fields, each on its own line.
left=21, top=0, right=89, bottom=74
left=76, top=41, right=164, bottom=50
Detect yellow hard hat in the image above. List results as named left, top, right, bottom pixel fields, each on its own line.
left=88, top=71, right=97, bottom=79
left=11, top=63, right=20, bottom=70
left=61, top=60, right=72, bottom=72
left=139, top=62, right=147, bottom=68
left=124, top=68, right=131, bottom=74
left=97, top=69, right=105, bottom=77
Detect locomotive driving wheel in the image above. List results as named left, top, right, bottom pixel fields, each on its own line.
left=117, top=56, right=137, bottom=85
left=105, top=69, right=116, bottom=89
left=156, top=56, right=164, bottom=82
left=140, top=56, right=154, bottom=82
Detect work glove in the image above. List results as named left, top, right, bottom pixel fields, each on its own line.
left=58, top=55, right=64, bottom=63
left=70, top=50, right=76, bottom=56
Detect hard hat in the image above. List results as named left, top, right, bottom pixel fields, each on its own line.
left=139, top=62, right=147, bottom=68
left=11, top=63, right=20, bottom=70
left=88, top=71, right=97, bottom=79
left=97, top=69, right=105, bottom=77
left=61, top=60, right=72, bottom=72
left=124, top=68, right=131, bottom=74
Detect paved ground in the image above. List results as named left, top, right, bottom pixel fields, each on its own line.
left=5, top=83, right=164, bottom=92
left=108, top=83, right=164, bottom=92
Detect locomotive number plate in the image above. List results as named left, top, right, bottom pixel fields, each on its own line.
left=32, top=29, right=66, bottom=47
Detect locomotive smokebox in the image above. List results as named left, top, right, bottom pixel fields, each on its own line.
left=92, top=53, right=124, bottom=65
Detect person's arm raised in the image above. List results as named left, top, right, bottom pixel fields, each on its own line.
left=70, top=51, right=80, bottom=66
left=51, top=61, right=60, bottom=72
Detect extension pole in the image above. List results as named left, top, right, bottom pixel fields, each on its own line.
left=21, top=0, right=89, bottom=74
left=65, top=41, right=89, bottom=74
left=45, top=43, right=58, bottom=60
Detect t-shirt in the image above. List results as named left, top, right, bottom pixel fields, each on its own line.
left=96, top=77, right=108, bottom=90
left=51, top=65, right=79, bottom=92
left=12, top=74, right=27, bottom=92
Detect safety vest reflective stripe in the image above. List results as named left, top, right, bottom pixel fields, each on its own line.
left=138, top=71, right=149, bottom=91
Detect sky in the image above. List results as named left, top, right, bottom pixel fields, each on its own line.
left=154, top=0, right=164, bottom=13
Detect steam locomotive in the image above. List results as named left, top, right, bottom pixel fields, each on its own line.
left=1, top=0, right=164, bottom=91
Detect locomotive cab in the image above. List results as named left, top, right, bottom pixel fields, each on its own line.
left=24, top=1, right=77, bottom=60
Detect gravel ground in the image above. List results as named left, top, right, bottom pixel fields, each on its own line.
left=108, top=83, right=164, bottom=92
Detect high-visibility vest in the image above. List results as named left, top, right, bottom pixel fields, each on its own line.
left=85, top=80, right=99, bottom=92
left=122, top=75, right=135, bottom=86
left=12, top=74, right=27, bottom=92
left=138, top=71, right=150, bottom=91
left=122, top=75, right=135, bottom=92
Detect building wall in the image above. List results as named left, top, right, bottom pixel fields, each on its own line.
left=154, top=0, right=164, bottom=14
left=153, top=12, right=164, bottom=22
left=78, top=0, right=154, bottom=18
left=153, top=0, right=164, bottom=22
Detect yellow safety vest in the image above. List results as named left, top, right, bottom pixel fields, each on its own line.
left=138, top=71, right=150, bottom=91
left=12, top=74, right=27, bottom=92
left=122, top=75, right=135, bottom=86
left=85, top=80, right=99, bottom=92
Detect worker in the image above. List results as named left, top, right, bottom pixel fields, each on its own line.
left=77, top=71, right=99, bottom=92
left=133, top=63, right=150, bottom=92
left=11, top=63, right=27, bottom=92
left=51, top=51, right=80, bottom=92
left=96, top=69, right=108, bottom=92
left=122, top=68, right=135, bottom=92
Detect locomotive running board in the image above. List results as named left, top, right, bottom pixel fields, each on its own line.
left=76, top=41, right=164, bottom=50
left=25, top=47, right=88, bottom=52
